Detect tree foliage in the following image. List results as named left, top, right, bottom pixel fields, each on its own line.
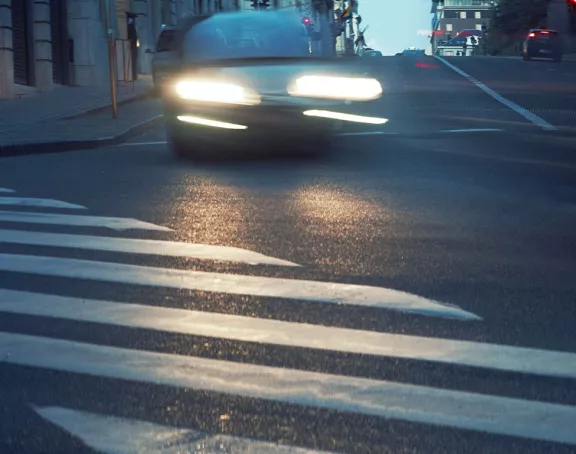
left=496, top=0, right=549, bottom=35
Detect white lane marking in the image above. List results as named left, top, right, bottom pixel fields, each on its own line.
left=2, top=289, right=573, bottom=379
left=0, top=197, right=86, bottom=210
left=0, top=188, right=15, bottom=193
left=2, top=333, right=575, bottom=446
left=0, top=254, right=479, bottom=320
left=121, top=141, right=169, bottom=146
left=0, top=230, right=299, bottom=267
left=35, top=406, right=334, bottom=454
left=0, top=211, right=173, bottom=231
left=435, top=56, right=558, bottom=131
left=440, top=128, right=504, bottom=133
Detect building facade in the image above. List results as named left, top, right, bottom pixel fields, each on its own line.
left=430, top=0, right=496, bottom=54
left=0, top=0, right=238, bottom=100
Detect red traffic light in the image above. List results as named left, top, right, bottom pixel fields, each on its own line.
left=302, top=17, right=311, bottom=26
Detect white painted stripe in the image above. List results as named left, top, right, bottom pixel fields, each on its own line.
left=435, top=57, right=558, bottom=131
left=0, top=210, right=173, bottom=231
left=440, top=128, right=504, bottom=133
left=121, top=141, right=169, bottom=146
left=0, top=230, right=299, bottom=267
left=0, top=289, right=572, bottom=379
left=334, top=131, right=391, bottom=137
left=0, top=188, right=15, bottom=193
left=2, top=333, right=575, bottom=446
left=35, top=406, right=334, bottom=454
left=0, top=254, right=479, bottom=319
left=0, top=197, right=86, bottom=210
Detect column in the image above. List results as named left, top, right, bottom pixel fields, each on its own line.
left=33, top=0, right=52, bottom=91
left=68, top=0, right=108, bottom=86
left=0, top=0, right=14, bottom=99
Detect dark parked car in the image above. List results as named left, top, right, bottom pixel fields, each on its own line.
left=162, top=11, right=384, bottom=160
left=522, top=29, right=562, bottom=61
left=147, top=26, right=179, bottom=93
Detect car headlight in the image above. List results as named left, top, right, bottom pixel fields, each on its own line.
left=288, top=75, right=382, bottom=101
left=175, top=80, right=261, bottom=105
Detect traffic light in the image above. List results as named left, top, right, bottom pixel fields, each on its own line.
left=260, top=0, right=270, bottom=9
left=302, top=17, right=311, bottom=26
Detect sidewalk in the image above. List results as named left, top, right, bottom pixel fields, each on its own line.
left=0, top=76, right=163, bottom=156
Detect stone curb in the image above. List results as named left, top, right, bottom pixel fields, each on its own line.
left=0, top=115, right=164, bottom=158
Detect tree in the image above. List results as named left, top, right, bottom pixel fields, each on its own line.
left=496, top=0, right=548, bottom=35
left=486, top=0, right=549, bottom=55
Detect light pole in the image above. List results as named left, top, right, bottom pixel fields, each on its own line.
left=105, top=0, right=118, bottom=118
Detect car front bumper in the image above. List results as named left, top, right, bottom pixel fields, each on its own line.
left=164, top=100, right=341, bottom=148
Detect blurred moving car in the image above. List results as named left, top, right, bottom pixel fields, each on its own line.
left=522, top=29, right=562, bottom=61
left=148, top=17, right=211, bottom=94
left=162, top=11, right=384, bottom=160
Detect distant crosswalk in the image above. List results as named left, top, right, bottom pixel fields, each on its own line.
left=0, top=186, right=575, bottom=452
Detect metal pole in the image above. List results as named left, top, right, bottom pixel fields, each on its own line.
left=106, top=0, right=118, bottom=118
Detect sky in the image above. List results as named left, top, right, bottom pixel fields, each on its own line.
left=358, top=0, right=433, bottom=55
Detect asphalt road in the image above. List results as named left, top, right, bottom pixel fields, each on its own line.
left=0, top=55, right=575, bottom=454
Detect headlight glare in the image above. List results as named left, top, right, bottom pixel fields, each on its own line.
left=289, top=75, right=383, bottom=101
left=175, top=80, right=260, bottom=105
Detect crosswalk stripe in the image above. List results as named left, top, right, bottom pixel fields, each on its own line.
left=0, top=230, right=300, bottom=267
left=2, top=332, right=575, bottom=445
left=0, top=289, right=572, bottom=379
left=0, top=197, right=87, bottom=210
left=0, top=254, right=480, bottom=319
left=0, top=210, right=173, bottom=231
left=35, top=406, right=335, bottom=454
left=0, top=188, right=15, bottom=193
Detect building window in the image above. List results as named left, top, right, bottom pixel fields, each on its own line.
left=446, top=23, right=453, bottom=31
left=475, top=24, right=483, bottom=30
left=474, top=11, right=481, bottom=19
left=459, top=11, right=466, bottom=19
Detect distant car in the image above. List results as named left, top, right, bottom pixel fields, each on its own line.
left=522, top=29, right=562, bottom=61
left=162, top=11, right=384, bottom=160
left=402, top=49, right=425, bottom=57
left=364, top=50, right=383, bottom=57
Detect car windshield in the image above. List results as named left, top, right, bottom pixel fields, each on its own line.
left=182, top=11, right=310, bottom=62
